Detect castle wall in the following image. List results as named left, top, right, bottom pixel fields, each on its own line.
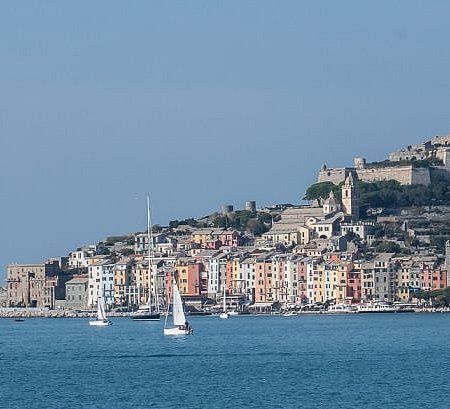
left=410, top=168, right=431, bottom=185
left=318, top=165, right=432, bottom=186
left=356, top=166, right=430, bottom=185
left=431, top=135, right=450, bottom=146
left=317, top=168, right=352, bottom=185
left=430, top=167, right=450, bottom=182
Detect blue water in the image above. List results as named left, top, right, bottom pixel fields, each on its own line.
left=1, top=314, right=450, bottom=408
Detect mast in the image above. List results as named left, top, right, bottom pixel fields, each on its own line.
left=223, top=285, right=226, bottom=312
left=147, top=194, right=159, bottom=312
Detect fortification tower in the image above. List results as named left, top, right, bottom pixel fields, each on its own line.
left=341, top=173, right=359, bottom=218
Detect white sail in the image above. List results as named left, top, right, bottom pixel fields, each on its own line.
left=97, top=297, right=107, bottom=321
left=172, top=280, right=186, bottom=326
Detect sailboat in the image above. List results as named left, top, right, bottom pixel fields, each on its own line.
left=89, top=295, right=111, bottom=326
left=219, top=286, right=229, bottom=319
left=132, top=195, right=160, bottom=321
left=164, top=277, right=193, bottom=336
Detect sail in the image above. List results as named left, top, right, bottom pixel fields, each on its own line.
left=172, top=280, right=186, bottom=326
left=97, top=297, right=107, bottom=321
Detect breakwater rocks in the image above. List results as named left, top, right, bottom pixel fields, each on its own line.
left=0, top=308, right=130, bottom=319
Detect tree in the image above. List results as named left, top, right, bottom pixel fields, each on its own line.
left=304, top=182, right=340, bottom=201
left=246, top=219, right=269, bottom=236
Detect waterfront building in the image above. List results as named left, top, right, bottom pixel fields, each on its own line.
left=6, top=261, right=68, bottom=308
left=254, top=256, right=273, bottom=305
left=113, top=257, right=133, bottom=306
left=227, top=255, right=246, bottom=296
left=240, top=256, right=256, bottom=302
left=208, top=253, right=228, bottom=297
left=295, top=257, right=309, bottom=304
left=87, top=259, right=115, bottom=308
left=347, top=264, right=361, bottom=303
left=271, top=255, right=284, bottom=304
left=360, top=261, right=375, bottom=301
left=174, top=258, right=205, bottom=296
left=306, top=258, right=322, bottom=304
left=420, top=265, right=447, bottom=291
left=0, top=287, right=7, bottom=307
left=394, top=258, right=416, bottom=302
left=65, top=275, right=89, bottom=310
left=373, top=254, right=396, bottom=302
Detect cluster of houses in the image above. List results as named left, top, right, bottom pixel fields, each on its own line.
left=4, top=175, right=450, bottom=311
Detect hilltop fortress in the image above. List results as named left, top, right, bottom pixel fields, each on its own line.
left=318, top=133, right=450, bottom=186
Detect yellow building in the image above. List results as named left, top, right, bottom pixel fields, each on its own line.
left=191, top=229, right=214, bottom=245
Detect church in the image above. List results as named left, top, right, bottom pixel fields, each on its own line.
left=311, top=173, right=360, bottom=239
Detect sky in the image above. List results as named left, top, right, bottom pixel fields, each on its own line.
left=1, top=1, right=450, bottom=281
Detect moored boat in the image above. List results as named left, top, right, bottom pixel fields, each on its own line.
left=357, top=302, right=397, bottom=313
left=219, top=286, right=229, bottom=319
left=326, top=304, right=356, bottom=314
left=131, top=195, right=161, bottom=322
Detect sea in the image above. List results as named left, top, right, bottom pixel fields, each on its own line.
left=1, top=313, right=450, bottom=409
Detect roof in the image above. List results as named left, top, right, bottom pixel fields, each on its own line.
left=66, top=276, right=88, bottom=285
left=314, top=215, right=341, bottom=225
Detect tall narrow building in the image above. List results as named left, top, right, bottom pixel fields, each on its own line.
left=445, top=240, right=450, bottom=285
left=341, top=173, right=359, bottom=218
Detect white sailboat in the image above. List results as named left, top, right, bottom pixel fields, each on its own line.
left=164, top=278, right=193, bottom=336
left=89, top=295, right=111, bottom=326
left=219, top=286, right=229, bottom=319
left=132, top=195, right=160, bottom=321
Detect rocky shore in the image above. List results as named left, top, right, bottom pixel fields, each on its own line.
left=0, top=308, right=130, bottom=319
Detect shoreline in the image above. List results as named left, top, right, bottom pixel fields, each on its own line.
left=1, top=307, right=450, bottom=319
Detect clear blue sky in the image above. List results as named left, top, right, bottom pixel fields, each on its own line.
left=1, top=1, right=449, bottom=281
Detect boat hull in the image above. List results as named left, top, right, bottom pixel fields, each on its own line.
left=219, top=313, right=229, bottom=319
left=131, top=313, right=160, bottom=321
left=89, top=319, right=112, bottom=326
left=164, top=327, right=192, bottom=336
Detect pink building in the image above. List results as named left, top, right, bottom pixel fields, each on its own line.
left=295, top=258, right=308, bottom=304
left=421, top=266, right=447, bottom=291
left=346, top=270, right=361, bottom=303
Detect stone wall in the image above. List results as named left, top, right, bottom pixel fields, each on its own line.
left=317, top=167, right=352, bottom=185
left=318, top=165, right=432, bottom=186
left=430, top=167, right=450, bottom=182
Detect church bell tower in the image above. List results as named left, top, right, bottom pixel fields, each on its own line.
left=341, top=173, right=359, bottom=218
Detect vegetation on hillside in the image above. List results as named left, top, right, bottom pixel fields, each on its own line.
left=304, top=182, right=342, bottom=201
left=104, top=235, right=134, bottom=246
left=209, top=210, right=276, bottom=236
left=169, top=218, right=207, bottom=229
left=359, top=180, right=450, bottom=210
left=304, top=180, right=450, bottom=214
left=168, top=210, right=278, bottom=236
left=364, top=157, right=443, bottom=169
left=415, top=287, right=450, bottom=307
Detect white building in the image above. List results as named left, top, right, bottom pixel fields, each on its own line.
left=68, top=247, right=96, bottom=269
left=340, top=221, right=374, bottom=241
left=208, top=254, right=228, bottom=297
left=240, top=257, right=256, bottom=302
left=88, top=259, right=115, bottom=307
